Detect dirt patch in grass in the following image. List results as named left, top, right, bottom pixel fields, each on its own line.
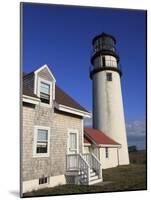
left=23, top=164, right=146, bottom=197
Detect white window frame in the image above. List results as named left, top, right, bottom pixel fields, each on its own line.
left=67, top=129, right=79, bottom=154
left=38, top=77, right=52, bottom=107
left=33, top=126, right=50, bottom=158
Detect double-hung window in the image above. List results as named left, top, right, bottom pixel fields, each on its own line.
left=37, top=129, right=48, bottom=153
left=34, top=126, right=50, bottom=157
left=40, top=82, right=50, bottom=104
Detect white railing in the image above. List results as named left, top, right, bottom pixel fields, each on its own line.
left=79, top=154, right=90, bottom=184
left=66, top=154, right=79, bottom=170
left=66, top=154, right=90, bottom=184
left=66, top=153, right=102, bottom=184
left=83, top=153, right=102, bottom=179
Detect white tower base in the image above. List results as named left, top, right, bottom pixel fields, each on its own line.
left=93, top=70, right=129, bottom=165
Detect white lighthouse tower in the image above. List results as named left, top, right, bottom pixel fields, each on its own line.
left=90, top=32, right=129, bottom=165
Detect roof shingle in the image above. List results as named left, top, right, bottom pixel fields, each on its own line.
left=23, top=72, right=88, bottom=112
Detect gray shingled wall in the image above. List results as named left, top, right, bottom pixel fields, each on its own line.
left=22, top=105, right=83, bottom=181
left=22, top=66, right=83, bottom=181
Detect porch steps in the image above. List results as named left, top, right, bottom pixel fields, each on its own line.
left=66, top=153, right=103, bottom=185
left=80, top=169, right=102, bottom=185
left=89, top=178, right=103, bottom=185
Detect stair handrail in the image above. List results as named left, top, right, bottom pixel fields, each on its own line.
left=79, top=153, right=90, bottom=184
left=91, top=153, right=102, bottom=179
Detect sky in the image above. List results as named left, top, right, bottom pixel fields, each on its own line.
left=22, top=3, right=146, bottom=149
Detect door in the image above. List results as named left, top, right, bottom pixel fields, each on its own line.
left=67, top=131, right=78, bottom=169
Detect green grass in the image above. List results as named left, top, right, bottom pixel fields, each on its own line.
left=23, top=163, right=146, bottom=197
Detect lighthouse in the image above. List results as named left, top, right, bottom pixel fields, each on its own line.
left=90, top=32, right=129, bottom=165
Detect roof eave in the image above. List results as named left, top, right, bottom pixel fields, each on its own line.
left=98, top=144, right=121, bottom=148
left=23, top=95, right=40, bottom=105
left=55, top=102, right=91, bottom=118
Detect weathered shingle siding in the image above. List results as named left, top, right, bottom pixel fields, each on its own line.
left=22, top=104, right=83, bottom=181
left=23, top=74, right=34, bottom=92
left=51, top=112, right=83, bottom=176
left=37, top=68, right=54, bottom=82
left=22, top=66, right=84, bottom=182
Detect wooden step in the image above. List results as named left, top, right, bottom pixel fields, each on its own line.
left=90, top=175, right=99, bottom=181
left=89, top=178, right=103, bottom=185
left=90, top=172, right=96, bottom=177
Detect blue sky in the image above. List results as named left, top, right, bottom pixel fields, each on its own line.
left=22, top=3, right=146, bottom=149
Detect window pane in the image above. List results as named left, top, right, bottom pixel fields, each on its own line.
left=40, top=82, right=50, bottom=94
left=37, top=129, right=48, bottom=141
left=105, top=147, right=109, bottom=158
left=37, top=143, right=47, bottom=153
left=39, top=177, right=48, bottom=185
left=106, top=73, right=112, bottom=81
left=36, top=129, right=48, bottom=154
left=70, top=133, right=77, bottom=149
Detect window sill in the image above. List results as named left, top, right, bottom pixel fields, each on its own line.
left=40, top=102, right=52, bottom=108
left=33, top=153, right=49, bottom=158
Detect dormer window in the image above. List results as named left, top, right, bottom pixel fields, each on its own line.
left=40, top=82, right=50, bottom=104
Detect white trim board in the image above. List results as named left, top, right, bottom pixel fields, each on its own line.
left=23, top=95, right=40, bottom=105
left=55, top=102, right=91, bottom=118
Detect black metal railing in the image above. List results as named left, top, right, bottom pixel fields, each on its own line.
left=91, top=45, right=119, bottom=57
left=89, top=60, right=122, bottom=79
left=89, top=60, right=122, bottom=71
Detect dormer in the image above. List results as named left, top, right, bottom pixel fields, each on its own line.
left=23, top=64, right=91, bottom=118
left=34, top=64, right=56, bottom=107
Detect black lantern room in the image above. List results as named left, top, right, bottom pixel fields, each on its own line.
left=90, top=32, right=122, bottom=79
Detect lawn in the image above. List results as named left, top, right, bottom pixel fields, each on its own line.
left=23, top=163, right=146, bottom=197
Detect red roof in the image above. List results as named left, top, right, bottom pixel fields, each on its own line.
left=84, top=128, right=120, bottom=146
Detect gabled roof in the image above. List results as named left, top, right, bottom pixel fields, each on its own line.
left=23, top=71, right=89, bottom=113
left=84, top=128, right=120, bottom=146
left=55, top=85, right=88, bottom=112
left=23, top=84, right=38, bottom=98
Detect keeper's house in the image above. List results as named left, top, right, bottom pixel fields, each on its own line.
left=22, top=64, right=122, bottom=194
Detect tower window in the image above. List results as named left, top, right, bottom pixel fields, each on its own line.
left=106, top=73, right=112, bottom=81
left=102, top=56, right=106, bottom=66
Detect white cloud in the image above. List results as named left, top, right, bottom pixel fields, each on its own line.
left=126, top=119, right=146, bottom=149
left=84, top=117, right=146, bottom=149
left=126, top=119, right=146, bottom=136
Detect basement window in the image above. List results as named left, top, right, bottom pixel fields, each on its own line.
left=105, top=147, right=109, bottom=158
left=39, top=177, right=48, bottom=185
left=106, top=72, right=112, bottom=81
